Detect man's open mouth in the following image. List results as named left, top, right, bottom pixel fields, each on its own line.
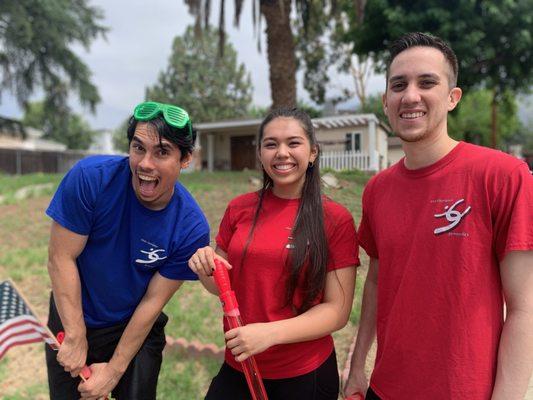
left=137, top=173, right=159, bottom=197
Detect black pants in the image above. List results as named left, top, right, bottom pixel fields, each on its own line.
left=45, top=295, right=167, bottom=400
left=366, top=386, right=382, bottom=399
left=205, top=350, right=339, bottom=400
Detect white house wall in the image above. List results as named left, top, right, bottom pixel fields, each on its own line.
left=376, top=127, right=389, bottom=169
left=388, top=147, right=404, bottom=166
left=315, top=125, right=371, bottom=152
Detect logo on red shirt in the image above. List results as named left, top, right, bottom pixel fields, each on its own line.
left=434, top=199, right=471, bottom=235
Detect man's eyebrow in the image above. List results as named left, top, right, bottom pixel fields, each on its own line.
left=419, top=73, right=440, bottom=80
left=389, top=74, right=406, bottom=83
left=156, top=142, right=173, bottom=151
left=389, top=73, right=441, bottom=82
left=131, top=135, right=173, bottom=150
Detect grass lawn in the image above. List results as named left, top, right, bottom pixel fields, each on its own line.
left=0, top=169, right=369, bottom=399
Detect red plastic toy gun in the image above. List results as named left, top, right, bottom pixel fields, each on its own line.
left=213, top=259, right=269, bottom=400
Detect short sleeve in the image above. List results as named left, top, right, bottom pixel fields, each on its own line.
left=215, top=204, right=233, bottom=252
left=326, top=212, right=360, bottom=271
left=358, top=182, right=379, bottom=259
left=492, top=163, right=533, bottom=261
left=45, top=162, right=98, bottom=235
left=159, top=211, right=210, bottom=281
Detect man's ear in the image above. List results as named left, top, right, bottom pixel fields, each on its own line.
left=180, top=152, right=193, bottom=169
left=382, top=92, right=388, bottom=113
left=448, top=87, right=462, bottom=111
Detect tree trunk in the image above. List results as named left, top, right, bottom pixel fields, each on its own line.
left=491, top=90, right=498, bottom=148
left=261, top=0, right=297, bottom=108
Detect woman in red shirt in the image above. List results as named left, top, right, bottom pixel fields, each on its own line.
left=189, top=107, right=359, bottom=400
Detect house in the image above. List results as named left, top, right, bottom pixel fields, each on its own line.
left=0, top=115, right=26, bottom=147
left=195, top=113, right=390, bottom=172
left=0, top=115, right=85, bottom=175
left=0, top=115, right=66, bottom=151
left=387, top=136, right=404, bottom=167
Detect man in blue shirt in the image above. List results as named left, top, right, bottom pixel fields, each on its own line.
left=45, top=102, right=210, bottom=399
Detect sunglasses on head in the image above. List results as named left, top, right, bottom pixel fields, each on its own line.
left=133, top=101, right=192, bottom=137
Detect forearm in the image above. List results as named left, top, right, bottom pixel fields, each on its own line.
left=108, top=275, right=182, bottom=374
left=269, top=267, right=356, bottom=345
left=350, top=279, right=377, bottom=371
left=267, top=302, right=349, bottom=345
left=47, top=255, right=86, bottom=337
left=491, top=309, right=533, bottom=400
left=108, top=298, right=164, bottom=374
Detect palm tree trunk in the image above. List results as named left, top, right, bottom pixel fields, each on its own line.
left=261, top=1, right=297, bottom=108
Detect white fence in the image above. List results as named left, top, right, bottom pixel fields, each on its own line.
left=320, top=150, right=373, bottom=171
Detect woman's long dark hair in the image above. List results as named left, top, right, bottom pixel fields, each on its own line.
left=242, top=107, right=328, bottom=314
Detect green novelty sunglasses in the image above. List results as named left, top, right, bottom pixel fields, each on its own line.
left=133, top=101, right=192, bottom=137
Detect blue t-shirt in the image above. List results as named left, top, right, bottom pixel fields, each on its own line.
left=46, top=155, right=209, bottom=328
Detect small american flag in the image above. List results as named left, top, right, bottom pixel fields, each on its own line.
left=0, top=280, right=57, bottom=360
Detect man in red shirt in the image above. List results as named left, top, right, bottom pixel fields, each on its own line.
left=344, top=32, right=533, bottom=400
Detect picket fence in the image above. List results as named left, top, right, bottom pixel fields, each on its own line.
left=320, top=150, right=372, bottom=171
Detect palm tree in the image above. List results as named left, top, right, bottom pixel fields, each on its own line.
left=185, top=1, right=359, bottom=109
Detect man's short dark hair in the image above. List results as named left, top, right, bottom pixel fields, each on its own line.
left=127, top=116, right=196, bottom=161
left=387, top=32, right=459, bottom=88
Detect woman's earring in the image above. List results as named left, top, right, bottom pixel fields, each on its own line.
left=308, top=161, right=314, bottom=169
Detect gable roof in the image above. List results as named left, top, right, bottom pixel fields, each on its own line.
left=196, top=113, right=390, bottom=133
left=0, top=116, right=26, bottom=140
left=311, top=114, right=379, bottom=129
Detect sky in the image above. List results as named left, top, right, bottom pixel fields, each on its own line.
left=0, top=0, right=385, bottom=130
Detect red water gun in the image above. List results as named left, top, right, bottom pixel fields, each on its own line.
left=213, top=259, right=269, bottom=400
left=56, top=331, right=109, bottom=400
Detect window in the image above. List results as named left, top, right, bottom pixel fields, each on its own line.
left=345, top=132, right=361, bottom=152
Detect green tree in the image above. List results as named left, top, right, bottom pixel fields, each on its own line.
left=355, top=93, right=388, bottom=127
left=448, top=89, right=520, bottom=147
left=0, top=0, right=107, bottom=114
left=23, top=101, right=94, bottom=150
left=185, top=1, right=362, bottom=108
left=145, top=26, right=252, bottom=123
left=338, top=0, right=532, bottom=147
left=247, top=102, right=322, bottom=119
left=112, top=118, right=130, bottom=154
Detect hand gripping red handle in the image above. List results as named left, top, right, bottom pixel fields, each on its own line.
left=56, top=331, right=110, bottom=400
left=56, top=331, right=92, bottom=380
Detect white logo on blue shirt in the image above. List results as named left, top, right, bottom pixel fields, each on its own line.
left=136, top=248, right=167, bottom=264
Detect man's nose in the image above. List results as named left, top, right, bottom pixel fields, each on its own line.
left=402, top=83, right=421, bottom=104
left=138, top=153, right=155, bottom=170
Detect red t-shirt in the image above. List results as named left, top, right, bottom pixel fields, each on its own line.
left=358, top=142, right=533, bottom=399
left=216, top=190, right=359, bottom=379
